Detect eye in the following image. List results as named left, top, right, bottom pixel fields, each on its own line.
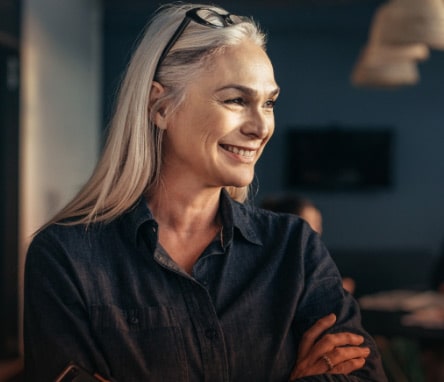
left=264, top=99, right=277, bottom=109
left=224, top=97, right=245, bottom=106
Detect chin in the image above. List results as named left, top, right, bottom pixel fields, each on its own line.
left=226, top=175, right=254, bottom=188
left=218, top=167, right=255, bottom=188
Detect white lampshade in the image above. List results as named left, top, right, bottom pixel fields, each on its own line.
left=351, top=1, right=432, bottom=88
left=373, top=0, right=444, bottom=50
left=360, top=41, right=429, bottom=63
left=351, top=44, right=422, bottom=88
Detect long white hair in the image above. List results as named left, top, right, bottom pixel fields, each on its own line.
left=46, top=2, right=267, bottom=227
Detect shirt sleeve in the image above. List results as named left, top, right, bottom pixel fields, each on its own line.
left=23, top=230, right=115, bottom=382
left=291, top=232, right=388, bottom=382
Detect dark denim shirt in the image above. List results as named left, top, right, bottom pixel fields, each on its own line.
left=24, top=190, right=387, bottom=382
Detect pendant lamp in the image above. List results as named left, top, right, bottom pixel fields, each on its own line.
left=375, top=0, right=444, bottom=50
left=351, top=2, right=430, bottom=88
left=351, top=43, right=427, bottom=87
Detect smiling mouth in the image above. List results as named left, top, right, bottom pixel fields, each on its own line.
left=221, top=144, right=256, bottom=158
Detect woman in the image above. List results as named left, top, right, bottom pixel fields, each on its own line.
left=24, top=3, right=386, bottom=381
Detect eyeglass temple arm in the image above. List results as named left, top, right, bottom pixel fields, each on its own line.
left=155, top=18, right=192, bottom=76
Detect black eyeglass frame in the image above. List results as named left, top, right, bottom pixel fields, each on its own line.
left=154, top=7, right=245, bottom=76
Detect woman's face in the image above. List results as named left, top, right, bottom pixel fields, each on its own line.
left=161, top=39, right=279, bottom=190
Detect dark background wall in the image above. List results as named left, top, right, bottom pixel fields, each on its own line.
left=103, top=1, right=444, bottom=284
left=255, top=3, right=444, bottom=257
left=0, top=0, right=20, bottom=358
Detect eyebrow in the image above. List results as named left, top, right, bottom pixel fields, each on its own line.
left=215, top=84, right=280, bottom=98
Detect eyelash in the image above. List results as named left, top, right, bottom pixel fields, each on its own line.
left=224, top=98, right=245, bottom=106
left=224, top=98, right=277, bottom=109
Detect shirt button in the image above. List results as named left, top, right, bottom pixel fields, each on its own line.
left=205, top=328, right=217, bottom=340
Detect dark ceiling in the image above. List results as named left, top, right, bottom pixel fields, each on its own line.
left=104, top=0, right=383, bottom=13
left=105, top=0, right=380, bottom=7
left=103, top=0, right=384, bottom=31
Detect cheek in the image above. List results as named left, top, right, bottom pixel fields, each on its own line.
left=195, top=115, right=229, bottom=144
left=193, top=118, right=219, bottom=144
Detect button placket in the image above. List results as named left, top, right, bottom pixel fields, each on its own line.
left=179, top=278, right=229, bottom=382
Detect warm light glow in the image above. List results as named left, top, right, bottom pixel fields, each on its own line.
left=351, top=42, right=429, bottom=88
left=376, top=0, right=444, bottom=50
left=350, top=0, right=444, bottom=88
left=351, top=48, right=420, bottom=88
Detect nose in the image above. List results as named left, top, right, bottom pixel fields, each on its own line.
left=241, top=107, right=273, bottom=139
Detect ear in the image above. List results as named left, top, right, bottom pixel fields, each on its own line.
left=149, top=81, right=168, bottom=129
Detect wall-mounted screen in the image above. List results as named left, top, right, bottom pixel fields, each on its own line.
left=285, top=126, right=394, bottom=191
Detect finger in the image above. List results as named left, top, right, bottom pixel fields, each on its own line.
left=320, top=354, right=334, bottom=373
left=327, top=346, right=370, bottom=367
left=290, top=352, right=367, bottom=380
left=298, top=313, right=336, bottom=358
left=329, top=357, right=367, bottom=375
left=310, top=332, right=365, bottom=359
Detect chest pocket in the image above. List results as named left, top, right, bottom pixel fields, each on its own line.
left=90, top=305, right=188, bottom=381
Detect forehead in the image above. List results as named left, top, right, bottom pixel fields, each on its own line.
left=195, top=40, right=278, bottom=93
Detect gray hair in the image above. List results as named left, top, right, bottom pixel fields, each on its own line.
left=47, top=2, right=267, bottom=227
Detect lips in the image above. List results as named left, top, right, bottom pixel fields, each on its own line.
left=221, top=144, right=257, bottom=158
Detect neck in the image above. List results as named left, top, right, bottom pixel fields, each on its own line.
left=146, top=185, right=222, bottom=233
left=146, top=183, right=224, bottom=274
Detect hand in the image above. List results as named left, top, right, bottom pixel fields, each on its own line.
left=289, top=313, right=370, bottom=380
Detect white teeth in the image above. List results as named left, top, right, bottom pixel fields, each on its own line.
left=224, top=145, right=255, bottom=157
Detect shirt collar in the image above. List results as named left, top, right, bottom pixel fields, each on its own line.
left=219, top=189, right=263, bottom=247
left=120, top=198, right=156, bottom=248
left=122, top=189, right=263, bottom=248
